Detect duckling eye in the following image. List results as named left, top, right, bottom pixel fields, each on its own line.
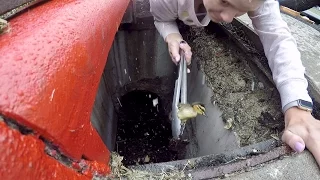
left=194, top=105, right=205, bottom=112
left=198, top=105, right=206, bottom=112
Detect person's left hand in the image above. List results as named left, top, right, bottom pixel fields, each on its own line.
left=281, top=107, right=320, bottom=166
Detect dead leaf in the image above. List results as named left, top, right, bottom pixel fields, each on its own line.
left=224, top=118, right=233, bottom=130
left=144, top=155, right=150, bottom=163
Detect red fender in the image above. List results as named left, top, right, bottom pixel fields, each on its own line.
left=0, top=0, right=129, bottom=178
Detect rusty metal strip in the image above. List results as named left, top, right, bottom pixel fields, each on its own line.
left=131, top=139, right=282, bottom=172
left=191, top=146, right=292, bottom=179
left=0, top=0, right=47, bottom=20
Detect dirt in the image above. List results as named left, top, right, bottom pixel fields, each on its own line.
left=184, top=26, right=285, bottom=146
left=116, top=90, right=178, bottom=166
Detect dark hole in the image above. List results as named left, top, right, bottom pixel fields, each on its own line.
left=116, top=90, right=178, bottom=166
left=40, top=136, right=73, bottom=166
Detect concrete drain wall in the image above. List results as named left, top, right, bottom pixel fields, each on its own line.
left=90, top=28, right=176, bottom=152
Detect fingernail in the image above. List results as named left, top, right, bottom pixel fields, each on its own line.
left=175, top=56, right=180, bottom=62
left=294, top=142, right=305, bottom=153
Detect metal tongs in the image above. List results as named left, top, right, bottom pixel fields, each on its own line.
left=171, top=51, right=188, bottom=139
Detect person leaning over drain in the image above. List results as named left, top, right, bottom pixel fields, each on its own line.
left=150, top=0, right=320, bottom=166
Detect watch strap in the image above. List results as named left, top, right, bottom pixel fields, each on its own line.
left=283, top=99, right=313, bottom=113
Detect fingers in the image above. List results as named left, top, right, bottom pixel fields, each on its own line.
left=179, top=41, right=192, bottom=65
left=168, top=41, right=180, bottom=65
left=281, top=129, right=305, bottom=153
left=168, top=39, right=192, bottom=65
left=305, top=137, right=320, bottom=166
left=284, top=109, right=320, bottom=166
left=283, top=128, right=320, bottom=166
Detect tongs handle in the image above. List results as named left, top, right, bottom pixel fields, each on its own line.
left=180, top=52, right=187, bottom=104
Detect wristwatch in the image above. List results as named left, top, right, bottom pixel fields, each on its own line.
left=283, top=99, right=313, bottom=113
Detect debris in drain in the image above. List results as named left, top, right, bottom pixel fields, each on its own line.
left=0, top=18, right=9, bottom=34
left=144, top=155, right=150, bottom=163
left=116, top=90, right=178, bottom=166
left=96, top=152, right=191, bottom=180
left=224, top=118, right=234, bottom=130
left=185, top=26, right=285, bottom=146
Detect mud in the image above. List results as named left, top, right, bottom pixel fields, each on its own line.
left=116, top=90, right=178, bottom=166
left=184, top=25, right=284, bottom=146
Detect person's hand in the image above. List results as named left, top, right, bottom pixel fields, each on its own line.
left=281, top=107, right=320, bottom=166
left=165, top=33, right=192, bottom=65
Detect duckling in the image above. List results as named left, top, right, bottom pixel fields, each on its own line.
left=177, top=102, right=207, bottom=124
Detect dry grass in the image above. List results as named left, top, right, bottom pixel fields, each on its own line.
left=0, top=18, right=9, bottom=34
left=94, top=152, right=192, bottom=180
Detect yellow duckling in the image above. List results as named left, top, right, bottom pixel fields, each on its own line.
left=177, top=102, right=207, bottom=124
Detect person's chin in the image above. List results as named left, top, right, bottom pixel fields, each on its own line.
left=210, top=17, right=222, bottom=23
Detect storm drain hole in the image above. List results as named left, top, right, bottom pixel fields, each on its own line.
left=116, top=90, right=178, bottom=166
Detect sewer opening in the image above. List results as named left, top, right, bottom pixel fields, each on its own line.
left=116, top=90, right=178, bottom=166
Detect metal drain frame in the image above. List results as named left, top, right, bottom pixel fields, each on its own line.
left=0, top=0, right=47, bottom=20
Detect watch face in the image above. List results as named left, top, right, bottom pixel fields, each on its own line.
left=298, top=99, right=313, bottom=110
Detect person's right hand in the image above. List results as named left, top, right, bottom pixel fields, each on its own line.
left=282, top=107, right=320, bottom=166
left=165, top=33, right=192, bottom=65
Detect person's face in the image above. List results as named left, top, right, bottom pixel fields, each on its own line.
left=202, top=0, right=263, bottom=23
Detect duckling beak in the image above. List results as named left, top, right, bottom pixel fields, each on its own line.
left=202, top=112, right=208, bottom=118
left=198, top=105, right=207, bottom=117
left=199, top=109, right=207, bottom=117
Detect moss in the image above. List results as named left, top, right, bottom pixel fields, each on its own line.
left=186, top=26, right=284, bottom=146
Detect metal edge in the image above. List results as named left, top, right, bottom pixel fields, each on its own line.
left=0, top=0, right=47, bottom=20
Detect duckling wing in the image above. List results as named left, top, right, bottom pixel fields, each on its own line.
left=177, top=106, right=197, bottom=120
